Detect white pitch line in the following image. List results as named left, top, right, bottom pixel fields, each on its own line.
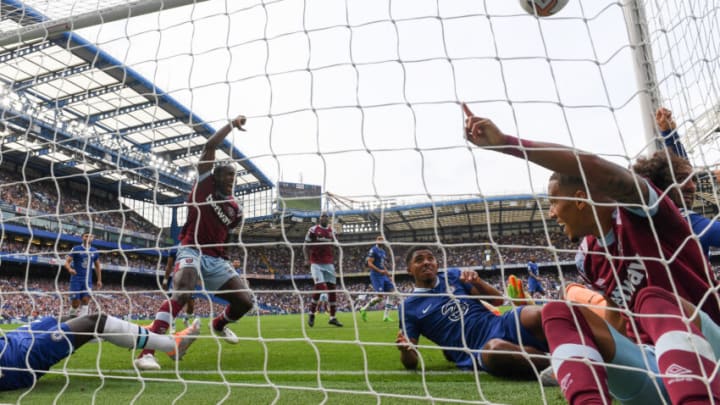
left=66, top=369, right=475, bottom=376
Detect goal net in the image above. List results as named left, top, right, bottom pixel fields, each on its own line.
left=1, top=0, right=719, bottom=403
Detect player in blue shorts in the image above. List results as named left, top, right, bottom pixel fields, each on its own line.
left=64, top=232, right=102, bottom=316
left=526, top=255, right=545, bottom=299
left=396, top=246, right=549, bottom=378
left=359, top=235, right=397, bottom=322
left=0, top=314, right=199, bottom=391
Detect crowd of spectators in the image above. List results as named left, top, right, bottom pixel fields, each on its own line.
left=233, top=232, right=577, bottom=277
left=0, top=169, right=157, bottom=235
left=0, top=262, right=581, bottom=322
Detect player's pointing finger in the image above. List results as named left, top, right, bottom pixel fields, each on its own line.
left=461, top=102, right=474, bottom=117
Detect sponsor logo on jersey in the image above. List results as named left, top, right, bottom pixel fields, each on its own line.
left=609, top=260, right=647, bottom=308
left=206, top=194, right=235, bottom=226
left=441, top=299, right=469, bottom=322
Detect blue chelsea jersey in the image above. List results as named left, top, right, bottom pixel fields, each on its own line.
left=399, top=268, right=499, bottom=366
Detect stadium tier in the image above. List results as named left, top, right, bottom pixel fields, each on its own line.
left=2, top=0, right=720, bottom=404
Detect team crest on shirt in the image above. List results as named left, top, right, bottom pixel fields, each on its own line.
left=51, top=331, right=63, bottom=341
left=441, top=299, right=469, bottom=322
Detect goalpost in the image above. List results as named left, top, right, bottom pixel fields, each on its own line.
left=1, top=0, right=719, bottom=404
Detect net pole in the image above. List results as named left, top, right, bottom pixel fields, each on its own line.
left=0, top=0, right=211, bottom=47
left=622, top=0, right=662, bottom=154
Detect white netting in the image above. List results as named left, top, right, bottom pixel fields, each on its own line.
left=1, top=0, right=720, bottom=404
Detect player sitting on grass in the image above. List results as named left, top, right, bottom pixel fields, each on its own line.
left=135, top=115, right=254, bottom=371
left=359, top=235, right=397, bottom=322
left=463, top=103, right=720, bottom=404
left=396, top=246, right=549, bottom=379
left=0, top=314, right=199, bottom=391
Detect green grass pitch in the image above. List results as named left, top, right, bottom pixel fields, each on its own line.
left=2, top=311, right=565, bottom=404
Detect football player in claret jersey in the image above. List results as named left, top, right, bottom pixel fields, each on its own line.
left=0, top=314, right=199, bottom=391
left=396, top=246, right=548, bottom=378
left=64, top=232, right=102, bottom=316
left=463, top=104, right=720, bottom=404
left=134, top=115, right=254, bottom=371
left=525, top=255, right=545, bottom=300
left=359, top=235, right=397, bottom=322
left=304, top=212, right=343, bottom=327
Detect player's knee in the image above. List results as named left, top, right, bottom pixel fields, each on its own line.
left=173, top=292, right=193, bottom=305
left=634, top=286, right=676, bottom=313
left=482, top=338, right=508, bottom=353
left=480, top=339, right=520, bottom=377
left=229, top=292, right=253, bottom=313
left=541, top=301, right=573, bottom=325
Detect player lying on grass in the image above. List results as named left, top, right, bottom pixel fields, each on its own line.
left=0, top=314, right=199, bottom=391
left=463, top=103, right=720, bottom=404
left=136, top=114, right=254, bottom=370
left=396, top=246, right=549, bottom=379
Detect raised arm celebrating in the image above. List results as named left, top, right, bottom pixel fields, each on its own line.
left=196, top=115, right=246, bottom=174
left=462, top=103, right=648, bottom=206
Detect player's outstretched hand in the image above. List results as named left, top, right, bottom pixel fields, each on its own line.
left=655, top=107, right=676, bottom=132
left=232, top=115, right=247, bottom=131
left=396, top=330, right=413, bottom=352
left=459, top=269, right=479, bottom=283
left=96, top=280, right=103, bottom=289
left=462, top=103, right=505, bottom=148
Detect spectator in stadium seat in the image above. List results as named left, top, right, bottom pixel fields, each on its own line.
left=463, top=103, right=720, bottom=404
left=396, top=246, right=549, bottom=379
left=134, top=115, right=253, bottom=371
left=0, top=313, right=199, bottom=391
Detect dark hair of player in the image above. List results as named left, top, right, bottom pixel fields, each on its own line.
left=405, top=245, right=435, bottom=268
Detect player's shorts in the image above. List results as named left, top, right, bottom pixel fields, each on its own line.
left=527, top=279, right=544, bottom=294
left=469, top=307, right=548, bottom=371
left=369, top=271, right=395, bottom=293
left=0, top=317, right=74, bottom=391
left=310, top=263, right=336, bottom=285
left=69, top=277, right=91, bottom=301
left=495, top=307, right=548, bottom=352
left=605, top=323, right=668, bottom=404
left=175, top=246, right=240, bottom=292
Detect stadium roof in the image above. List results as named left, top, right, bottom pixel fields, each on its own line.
left=0, top=0, right=273, bottom=204
left=243, top=194, right=554, bottom=239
